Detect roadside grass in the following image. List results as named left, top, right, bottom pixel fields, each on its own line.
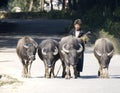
left=0, top=74, right=22, bottom=87
left=99, top=29, right=120, bottom=54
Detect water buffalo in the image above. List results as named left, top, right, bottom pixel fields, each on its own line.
left=59, top=35, right=83, bottom=79
left=38, top=39, right=59, bottom=78
left=94, top=38, right=114, bottom=78
left=16, top=36, right=38, bottom=78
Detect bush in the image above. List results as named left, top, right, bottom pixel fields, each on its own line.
left=82, top=7, right=105, bottom=29
left=103, top=19, right=120, bottom=38
left=99, top=29, right=120, bottom=54
left=114, top=7, right=120, bottom=17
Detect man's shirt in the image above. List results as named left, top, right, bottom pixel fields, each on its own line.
left=69, top=29, right=84, bottom=38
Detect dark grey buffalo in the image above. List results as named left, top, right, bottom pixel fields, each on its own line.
left=38, top=39, right=59, bottom=78
left=59, top=36, right=83, bottom=79
left=16, top=36, right=38, bottom=78
left=94, top=38, right=114, bottom=78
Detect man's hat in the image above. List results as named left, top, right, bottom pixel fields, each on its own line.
left=74, top=19, right=82, bottom=25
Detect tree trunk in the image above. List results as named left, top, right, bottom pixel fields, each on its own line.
left=40, top=0, right=44, bottom=11
left=28, top=0, right=33, bottom=11
left=50, top=0, right=53, bottom=11
left=73, top=0, right=77, bottom=10
left=62, top=0, right=66, bottom=10
left=68, top=0, right=72, bottom=10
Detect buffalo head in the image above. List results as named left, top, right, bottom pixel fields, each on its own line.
left=41, top=46, right=58, bottom=68
left=95, top=49, right=113, bottom=68
left=61, top=43, right=83, bottom=66
left=23, top=43, right=36, bottom=61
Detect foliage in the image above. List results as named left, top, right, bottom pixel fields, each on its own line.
left=98, top=29, right=120, bottom=54
left=8, top=0, right=40, bottom=12
left=114, top=7, right=120, bottom=17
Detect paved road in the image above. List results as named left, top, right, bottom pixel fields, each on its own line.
left=0, top=19, right=72, bottom=35
left=0, top=35, right=120, bottom=93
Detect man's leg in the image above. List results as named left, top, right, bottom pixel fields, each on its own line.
left=76, top=52, right=84, bottom=77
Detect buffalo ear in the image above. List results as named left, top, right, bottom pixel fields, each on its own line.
left=53, top=47, right=58, bottom=55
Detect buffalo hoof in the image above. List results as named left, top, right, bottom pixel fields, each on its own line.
left=51, top=75, right=55, bottom=78
left=103, top=74, right=109, bottom=79
left=73, top=75, right=77, bottom=79
left=105, top=76, right=109, bottom=79
left=27, top=75, right=31, bottom=78
left=22, top=74, right=27, bottom=78
left=22, top=75, right=31, bottom=78
left=65, top=75, right=70, bottom=79
left=45, top=75, right=50, bottom=78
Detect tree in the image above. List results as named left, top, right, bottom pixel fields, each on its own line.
left=68, top=0, right=72, bottom=10
left=62, top=0, right=66, bottom=10
left=28, top=0, right=33, bottom=11
left=40, top=0, right=44, bottom=11
left=50, top=0, right=53, bottom=11
left=0, top=0, right=9, bottom=8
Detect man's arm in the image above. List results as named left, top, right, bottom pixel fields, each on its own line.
left=69, top=29, right=74, bottom=36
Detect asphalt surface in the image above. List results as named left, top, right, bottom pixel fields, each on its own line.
left=0, top=19, right=72, bottom=35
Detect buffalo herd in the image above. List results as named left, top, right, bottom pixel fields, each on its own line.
left=16, top=36, right=114, bottom=79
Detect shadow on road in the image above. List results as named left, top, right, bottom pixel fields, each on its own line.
left=0, top=35, right=61, bottom=49
left=0, top=19, right=71, bottom=49
left=110, top=75, right=120, bottom=79
left=81, top=75, right=98, bottom=79
left=32, top=75, right=98, bottom=79
left=0, top=60, right=13, bottom=62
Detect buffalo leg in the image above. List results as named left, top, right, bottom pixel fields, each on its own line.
left=22, top=63, right=25, bottom=77
left=50, top=66, right=55, bottom=78
left=22, top=65, right=28, bottom=78
left=45, top=66, right=49, bottom=78
left=50, top=64, right=55, bottom=78
left=21, top=59, right=27, bottom=78
left=65, top=65, right=70, bottom=79
left=24, top=61, right=29, bottom=78
left=28, top=61, right=32, bottom=78
left=103, top=68, right=109, bottom=78
left=98, top=65, right=103, bottom=78
left=73, top=65, right=77, bottom=79
left=98, top=70, right=100, bottom=77
left=62, top=61, right=66, bottom=78
left=98, top=62, right=104, bottom=78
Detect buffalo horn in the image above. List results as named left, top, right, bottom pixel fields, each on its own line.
left=53, top=47, right=58, bottom=55
left=95, top=49, right=102, bottom=56
left=77, top=44, right=83, bottom=53
left=42, top=48, right=47, bottom=55
left=107, top=50, right=114, bottom=56
left=62, top=44, right=69, bottom=53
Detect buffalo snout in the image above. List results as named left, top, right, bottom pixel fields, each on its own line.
left=29, top=55, right=35, bottom=61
